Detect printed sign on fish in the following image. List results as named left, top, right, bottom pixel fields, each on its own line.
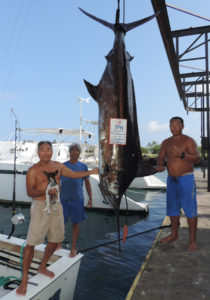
left=109, top=118, right=127, bottom=145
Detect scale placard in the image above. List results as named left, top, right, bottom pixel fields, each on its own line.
left=109, top=118, right=127, bottom=145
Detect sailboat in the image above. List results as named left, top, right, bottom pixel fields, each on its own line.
left=0, top=128, right=150, bottom=212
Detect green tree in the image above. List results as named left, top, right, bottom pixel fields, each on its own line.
left=147, top=141, right=160, bottom=154
left=141, top=146, right=149, bottom=154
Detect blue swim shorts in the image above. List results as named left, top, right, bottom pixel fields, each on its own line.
left=61, top=198, right=86, bottom=224
left=166, top=173, right=197, bottom=218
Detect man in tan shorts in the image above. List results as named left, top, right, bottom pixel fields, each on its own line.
left=16, top=141, right=98, bottom=296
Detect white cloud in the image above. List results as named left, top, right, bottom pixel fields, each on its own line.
left=146, top=121, right=169, bottom=132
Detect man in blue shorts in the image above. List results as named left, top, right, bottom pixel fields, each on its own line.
left=156, top=117, right=200, bottom=251
left=60, top=143, right=93, bottom=257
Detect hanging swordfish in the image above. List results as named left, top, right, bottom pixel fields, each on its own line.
left=80, top=7, right=158, bottom=212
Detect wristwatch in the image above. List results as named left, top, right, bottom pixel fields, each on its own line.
left=180, top=152, right=185, bottom=159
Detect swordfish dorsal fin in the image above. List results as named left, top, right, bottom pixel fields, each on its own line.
left=79, top=7, right=159, bottom=34
left=83, top=79, right=98, bottom=102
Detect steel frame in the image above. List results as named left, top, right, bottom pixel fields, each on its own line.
left=151, top=0, right=210, bottom=191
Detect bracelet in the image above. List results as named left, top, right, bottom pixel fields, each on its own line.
left=180, top=152, right=185, bottom=159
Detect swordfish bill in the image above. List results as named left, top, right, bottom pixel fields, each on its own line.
left=80, top=8, right=158, bottom=211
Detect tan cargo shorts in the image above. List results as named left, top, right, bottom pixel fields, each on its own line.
left=26, top=200, right=64, bottom=246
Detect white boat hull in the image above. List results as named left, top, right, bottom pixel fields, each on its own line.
left=0, top=168, right=148, bottom=212
left=129, top=175, right=166, bottom=190
left=0, top=234, right=83, bottom=300
left=0, top=140, right=167, bottom=212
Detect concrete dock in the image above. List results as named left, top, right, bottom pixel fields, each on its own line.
left=126, top=170, right=210, bottom=300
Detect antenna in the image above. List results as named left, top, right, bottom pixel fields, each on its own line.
left=8, top=108, right=22, bottom=239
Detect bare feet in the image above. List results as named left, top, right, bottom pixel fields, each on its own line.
left=38, top=267, right=55, bottom=278
left=16, top=274, right=28, bottom=295
left=161, top=234, right=178, bottom=243
left=69, top=248, right=77, bottom=257
left=188, top=241, right=198, bottom=252
left=16, top=278, right=28, bottom=295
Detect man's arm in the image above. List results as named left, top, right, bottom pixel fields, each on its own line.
left=85, top=178, right=93, bottom=208
left=26, top=168, right=47, bottom=198
left=183, top=138, right=200, bottom=164
left=61, top=164, right=98, bottom=178
left=156, top=142, right=166, bottom=172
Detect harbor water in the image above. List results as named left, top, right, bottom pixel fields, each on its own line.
left=0, top=172, right=167, bottom=300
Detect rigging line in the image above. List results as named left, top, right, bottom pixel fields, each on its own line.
left=0, top=0, right=35, bottom=103
left=123, top=0, right=125, bottom=23
left=179, top=64, right=206, bottom=72
left=166, top=3, right=210, bottom=22
left=0, top=1, right=24, bottom=68
left=79, top=224, right=172, bottom=253
left=0, top=0, right=14, bottom=54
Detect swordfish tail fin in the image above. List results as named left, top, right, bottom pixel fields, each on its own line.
left=79, top=7, right=115, bottom=31
left=124, top=12, right=160, bottom=32
left=79, top=7, right=160, bottom=34
left=137, top=160, right=158, bottom=177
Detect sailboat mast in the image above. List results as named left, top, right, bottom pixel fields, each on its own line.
left=8, top=119, right=18, bottom=239
left=78, top=97, right=90, bottom=145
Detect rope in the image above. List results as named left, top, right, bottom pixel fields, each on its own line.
left=0, top=276, right=20, bottom=286
left=79, top=224, right=171, bottom=253
left=166, top=3, right=210, bottom=22
left=0, top=240, right=25, bottom=289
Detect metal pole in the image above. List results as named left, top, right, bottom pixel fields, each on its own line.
left=80, top=100, right=82, bottom=145
left=78, top=97, right=90, bottom=145
left=8, top=120, right=17, bottom=239
left=205, top=33, right=210, bottom=191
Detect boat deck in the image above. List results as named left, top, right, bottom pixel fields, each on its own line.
left=0, top=239, right=60, bottom=298
left=126, top=170, right=210, bottom=300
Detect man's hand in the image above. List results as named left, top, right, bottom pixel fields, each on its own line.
left=156, top=166, right=165, bottom=172
left=48, top=188, right=58, bottom=201
left=48, top=188, right=58, bottom=195
left=87, top=199, right=92, bottom=208
left=91, top=167, right=99, bottom=175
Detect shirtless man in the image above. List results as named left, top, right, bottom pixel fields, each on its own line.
left=156, top=117, right=200, bottom=251
left=16, top=141, right=98, bottom=296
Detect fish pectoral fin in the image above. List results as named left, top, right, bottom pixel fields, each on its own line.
left=136, top=160, right=157, bottom=177
left=84, top=79, right=98, bottom=102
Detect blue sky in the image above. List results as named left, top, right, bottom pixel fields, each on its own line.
left=0, top=0, right=209, bottom=146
